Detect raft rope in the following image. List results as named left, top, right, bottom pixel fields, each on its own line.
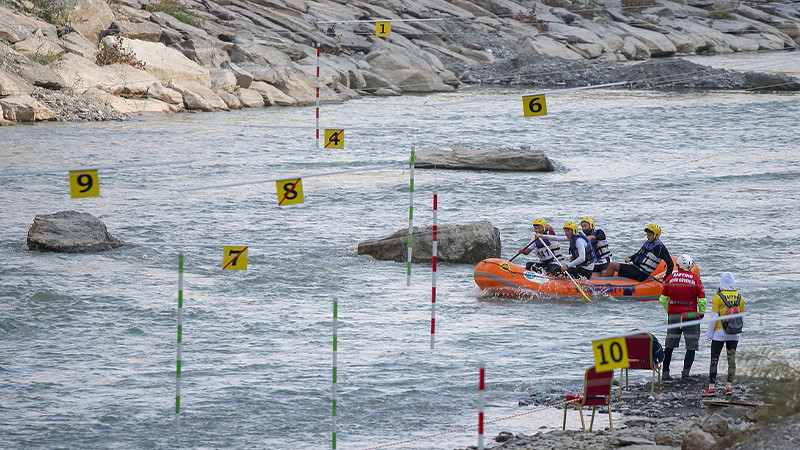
left=175, top=164, right=404, bottom=192
left=0, top=159, right=193, bottom=177
left=431, top=82, right=628, bottom=107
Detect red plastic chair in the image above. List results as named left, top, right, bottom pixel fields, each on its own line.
left=562, top=366, right=614, bottom=433
left=618, top=333, right=660, bottom=397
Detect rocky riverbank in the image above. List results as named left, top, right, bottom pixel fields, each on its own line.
left=2, top=0, right=800, bottom=125
left=470, top=375, right=770, bottom=450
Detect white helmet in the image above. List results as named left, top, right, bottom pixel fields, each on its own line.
left=677, top=254, right=694, bottom=271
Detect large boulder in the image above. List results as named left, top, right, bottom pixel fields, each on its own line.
left=0, top=94, right=54, bottom=122
left=119, top=38, right=211, bottom=87
left=415, top=146, right=554, bottom=171
left=69, top=0, right=115, bottom=45
left=0, top=43, right=65, bottom=89
left=0, top=68, right=33, bottom=96
left=364, top=46, right=454, bottom=93
left=26, top=211, right=121, bottom=252
left=357, top=220, right=501, bottom=264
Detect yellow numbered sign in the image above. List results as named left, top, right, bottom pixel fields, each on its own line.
left=375, top=21, right=391, bottom=37
left=276, top=178, right=304, bottom=206
left=522, top=94, right=548, bottom=117
left=324, top=129, right=344, bottom=149
left=69, top=169, right=100, bottom=198
left=223, top=246, right=248, bottom=270
left=591, top=337, right=629, bottom=372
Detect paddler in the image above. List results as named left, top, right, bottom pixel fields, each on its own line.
left=535, top=221, right=595, bottom=279
left=600, top=223, right=674, bottom=282
left=580, top=217, right=612, bottom=274
left=518, top=218, right=563, bottom=275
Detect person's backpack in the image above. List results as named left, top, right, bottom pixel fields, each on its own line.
left=718, top=290, right=743, bottom=334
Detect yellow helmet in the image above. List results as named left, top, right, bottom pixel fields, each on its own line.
left=644, top=223, right=661, bottom=238
left=580, top=217, right=595, bottom=230
left=532, top=218, right=547, bottom=229
left=563, top=221, right=578, bottom=233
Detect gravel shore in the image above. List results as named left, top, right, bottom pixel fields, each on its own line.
left=467, top=375, right=768, bottom=450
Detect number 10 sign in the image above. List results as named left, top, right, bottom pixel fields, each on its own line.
left=591, top=337, right=629, bottom=372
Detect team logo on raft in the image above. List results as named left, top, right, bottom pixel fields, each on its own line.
left=522, top=271, right=548, bottom=284
left=499, top=262, right=511, bottom=272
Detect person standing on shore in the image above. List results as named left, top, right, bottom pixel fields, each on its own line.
left=702, top=272, right=745, bottom=396
left=659, top=254, right=706, bottom=381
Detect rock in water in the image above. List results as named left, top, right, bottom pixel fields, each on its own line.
left=415, top=146, right=554, bottom=171
left=357, top=220, right=500, bottom=264
left=26, top=211, right=121, bottom=252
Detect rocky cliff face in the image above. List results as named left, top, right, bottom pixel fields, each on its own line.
left=1, top=0, right=799, bottom=125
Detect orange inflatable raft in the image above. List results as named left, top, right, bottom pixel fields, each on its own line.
left=473, top=258, right=699, bottom=301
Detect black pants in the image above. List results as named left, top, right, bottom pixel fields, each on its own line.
left=709, top=340, right=739, bottom=384
left=567, top=266, right=593, bottom=279
left=525, top=261, right=561, bottom=275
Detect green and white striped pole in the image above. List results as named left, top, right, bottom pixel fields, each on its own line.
left=407, top=147, right=415, bottom=286
left=332, top=297, right=338, bottom=449
left=175, top=252, right=184, bottom=429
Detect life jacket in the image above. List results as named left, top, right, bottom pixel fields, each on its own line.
left=534, top=237, right=563, bottom=263
left=568, top=232, right=596, bottom=269
left=632, top=240, right=664, bottom=274
left=665, top=270, right=701, bottom=315
left=588, top=229, right=612, bottom=262
left=718, top=289, right=744, bottom=334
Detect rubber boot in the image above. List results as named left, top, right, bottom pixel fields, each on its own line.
left=681, top=350, right=696, bottom=381
left=662, top=348, right=674, bottom=381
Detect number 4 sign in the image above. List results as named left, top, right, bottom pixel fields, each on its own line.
left=591, top=337, right=629, bottom=372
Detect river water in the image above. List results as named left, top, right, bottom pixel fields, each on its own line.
left=2, top=68, right=799, bottom=449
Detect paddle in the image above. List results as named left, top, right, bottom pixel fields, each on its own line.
left=537, top=236, right=593, bottom=303
left=508, top=237, right=537, bottom=263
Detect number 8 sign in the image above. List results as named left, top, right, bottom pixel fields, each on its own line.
left=69, top=169, right=100, bottom=198
left=276, top=178, right=304, bottom=206
left=591, top=337, right=629, bottom=372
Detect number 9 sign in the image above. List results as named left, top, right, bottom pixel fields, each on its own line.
left=69, top=169, right=100, bottom=198
left=591, top=337, right=629, bottom=372
left=522, top=94, right=548, bottom=117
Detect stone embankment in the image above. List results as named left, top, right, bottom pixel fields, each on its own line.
left=2, top=0, right=800, bottom=125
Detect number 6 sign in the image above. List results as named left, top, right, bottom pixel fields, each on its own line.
left=591, top=337, right=629, bottom=372
left=69, top=169, right=100, bottom=198
left=522, top=94, right=547, bottom=117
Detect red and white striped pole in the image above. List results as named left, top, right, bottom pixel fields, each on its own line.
left=430, top=190, right=437, bottom=349
left=315, top=42, right=320, bottom=149
left=478, top=360, right=486, bottom=450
